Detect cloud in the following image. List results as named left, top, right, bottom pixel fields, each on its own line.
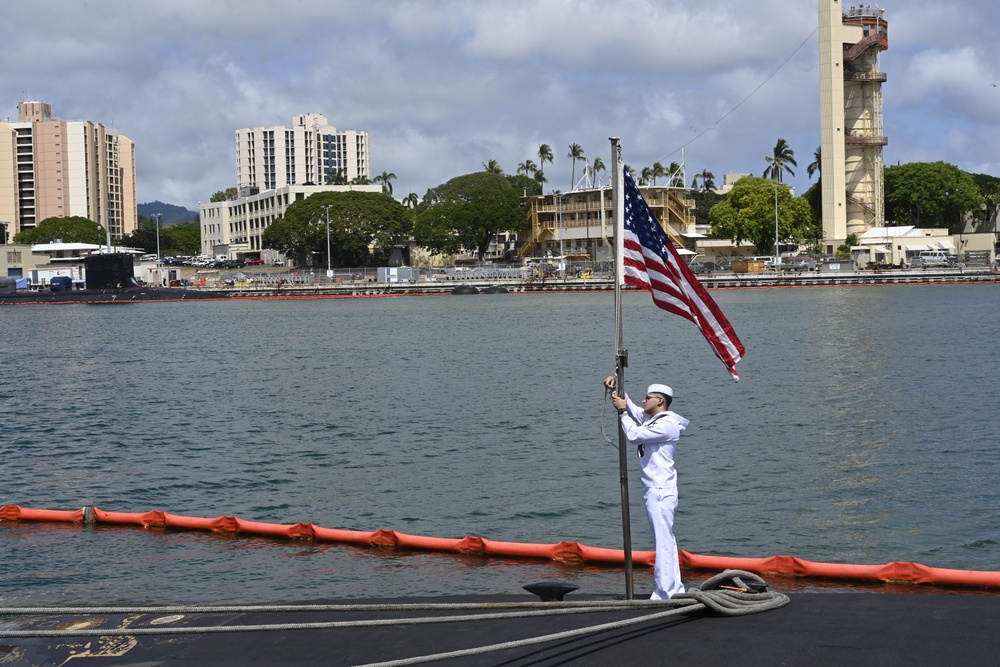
left=1, top=0, right=997, bottom=209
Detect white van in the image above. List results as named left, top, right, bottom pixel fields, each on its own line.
left=915, top=250, right=952, bottom=267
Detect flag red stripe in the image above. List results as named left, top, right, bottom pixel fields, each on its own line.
left=621, top=170, right=745, bottom=379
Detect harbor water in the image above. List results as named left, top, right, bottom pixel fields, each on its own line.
left=2, top=284, right=999, bottom=605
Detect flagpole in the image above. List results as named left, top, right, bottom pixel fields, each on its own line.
left=609, top=136, right=634, bottom=600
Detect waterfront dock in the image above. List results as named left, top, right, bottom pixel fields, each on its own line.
left=207, top=267, right=1000, bottom=299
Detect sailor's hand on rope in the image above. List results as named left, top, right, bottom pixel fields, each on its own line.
left=603, top=376, right=616, bottom=390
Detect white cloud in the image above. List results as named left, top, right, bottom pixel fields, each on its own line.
left=0, top=0, right=997, bottom=209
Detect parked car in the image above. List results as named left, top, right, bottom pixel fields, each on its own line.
left=246, top=258, right=265, bottom=266
left=687, top=261, right=712, bottom=274
left=272, top=259, right=285, bottom=267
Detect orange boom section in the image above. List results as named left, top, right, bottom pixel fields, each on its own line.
left=4, top=504, right=999, bottom=590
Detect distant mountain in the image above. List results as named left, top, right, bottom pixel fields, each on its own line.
left=138, top=201, right=198, bottom=225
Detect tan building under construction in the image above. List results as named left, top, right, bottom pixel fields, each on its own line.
left=819, top=2, right=889, bottom=252
left=0, top=101, right=136, bottom=239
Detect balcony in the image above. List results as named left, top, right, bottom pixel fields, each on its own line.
left=845, top=70, right=887, bottom=83
left=844, top=131, right=888, bottom=146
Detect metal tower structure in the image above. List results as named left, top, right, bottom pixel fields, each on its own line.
left=819, top=2, right=888, bottom=250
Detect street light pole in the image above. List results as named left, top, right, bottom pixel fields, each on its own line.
left=774, top=184, right=780, bottom=270
left=322, top=204, right=333, bottom=279
left=558, top=194, right=565, bottom=280
left=1, top=221, right=8, bottom=278
left=154, top=213, right=162, bottom=261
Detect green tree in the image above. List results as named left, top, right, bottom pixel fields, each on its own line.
left=590, top=156, right=606, bottom=185
left=373, top=171, right=397, bottom=196
left=517, top=159, right=537, bottom=176
left=970, top=172, right=1000, bottom=232
left=650, top=162, right=666, bottom=186
left=505, top=173, right=542, bottom=197
left=210, top=187, right=239, bottom=202
left=482, top=159, right=503, bottom=175
left=262, top=191, right=411, bottom=267
left=403, top=192, right=420, bottom=209
left=119, top=217, right=161, bottom=253
left=567, top=144, right=584, bottom=189
left=686, top=188, right=725, bottom=227
left=807, top=146, right=822, bottom=179
left=884, top=162, right=982, bottom=233
left=326, top=168, right=348, bottom=185
left=708, top=177, right=812, bottom=253
left=763, top=138, right=797, bottom=183
left=667, top=162, right=685, bottom=187
left=537, top=144, right=553, bottom=189
left=162, top=222, right=202, bottom=256
left=692, top=169, right=715, bottom=191
left=13, top=216, right=105, bottom=245
left=413, top=171, right=527, bottom=260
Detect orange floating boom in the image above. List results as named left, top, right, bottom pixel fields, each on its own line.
left=3, top=504, right=998, bottom=589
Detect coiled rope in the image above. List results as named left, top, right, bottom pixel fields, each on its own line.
left=1, top=570, right=787, bottom=666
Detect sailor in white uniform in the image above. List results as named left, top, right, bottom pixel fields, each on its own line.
left=605, top=377, right=689, bottom=599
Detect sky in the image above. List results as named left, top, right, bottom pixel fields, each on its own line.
left=2, top=0, right=997, bottom=212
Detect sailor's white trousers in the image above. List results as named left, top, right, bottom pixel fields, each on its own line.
left=644, top=486, right=685, bottom=600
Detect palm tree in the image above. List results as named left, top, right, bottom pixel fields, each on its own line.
left=373, top=171, right=396, bottom=195
left=590, top=156, right=606, bottom=186
left=567, top=143, right=585, bottom=189
left=326, top=168, right=348, bottom=185
left=764, top=138, right=797, bottom=182
left=535, top=144, right=553, bottom=188
left=534, top=170, right=548, bottom=187
left=517, top=159, right=538, bottom=176
left=807, top=146, right=822, bottom=179
left=651, top=162, right=666, bottom=186
left=667, top=161, right=685, bottom=188
left=699, top=169, right=715, bottom=191
left=640, top=167, right=653, bottom=186
left=403, top=192, right=419, bottom=209
left=482, top=159, right=503, bottom=175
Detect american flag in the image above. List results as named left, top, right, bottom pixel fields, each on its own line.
left=622, top=167, right=745, bottom=380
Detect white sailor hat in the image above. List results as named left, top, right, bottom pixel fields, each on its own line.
left=647, top=383, right=673, bottom=398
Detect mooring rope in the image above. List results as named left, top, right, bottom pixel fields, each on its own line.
left=0, top=570, right=788, bottom=666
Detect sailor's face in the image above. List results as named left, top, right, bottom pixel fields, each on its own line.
left=642, top=394, right=663, bottom=414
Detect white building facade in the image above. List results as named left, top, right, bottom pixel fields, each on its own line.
left=200, top=183, right=382, bottom=261
left=236, top=113, right=370, bottom=192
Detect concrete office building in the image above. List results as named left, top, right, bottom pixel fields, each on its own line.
left=0, top=101, right=137, bottom=239
left=819, top=2, right=889, bottom=251
left=236, top=113, right=369, bottom=192
left=200, top=183, right=381, bottom=261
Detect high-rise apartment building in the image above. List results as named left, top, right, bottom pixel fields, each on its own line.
left=819, top=2, right=888, bottom=251
left=0, top=101, right=137, bottom=239
left=235, top=113, right=369, bottom=192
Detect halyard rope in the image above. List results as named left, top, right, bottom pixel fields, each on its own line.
left=0, top=570, right=787, bottom=665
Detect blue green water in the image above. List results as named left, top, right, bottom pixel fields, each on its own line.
left=2, top=285, right=999, bottom=604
